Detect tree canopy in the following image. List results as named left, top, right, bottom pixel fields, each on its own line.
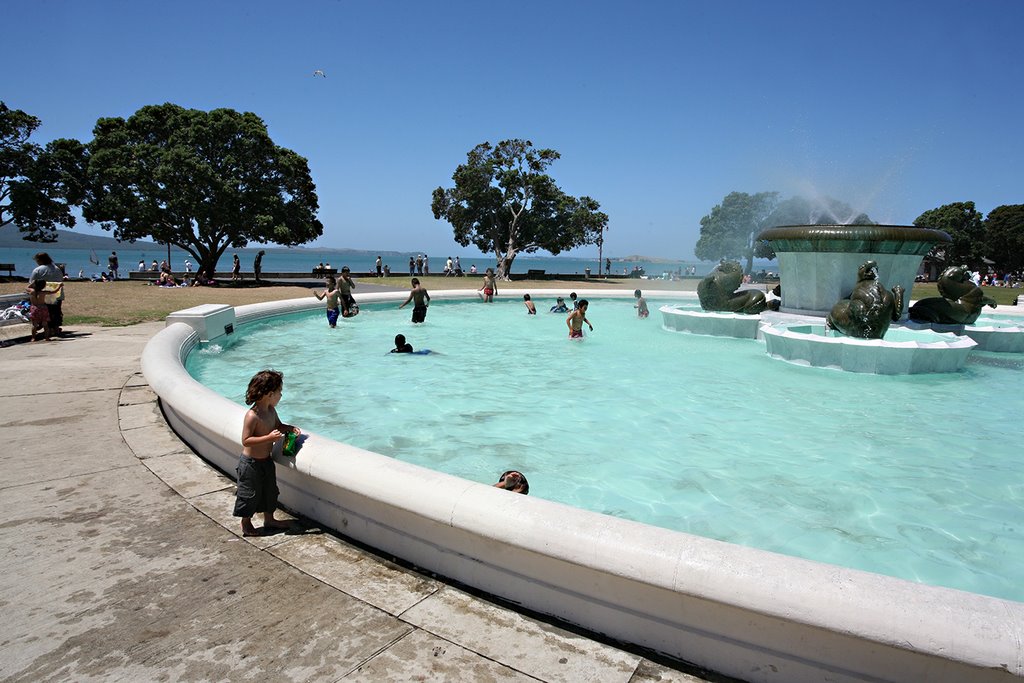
left=695, top=191, right=779, bottom=273
left=913, top=201, right=985, bottom=270
left=431, top=139, right=607, bottom=279
left=1, top=101, right=86, bottom=240
left=983, top=204, right=1024, bottom=273
left=83, top=103, right=322, bottom=273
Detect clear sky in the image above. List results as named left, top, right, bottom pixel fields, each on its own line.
left=6, top=0, right=1023, bottom=260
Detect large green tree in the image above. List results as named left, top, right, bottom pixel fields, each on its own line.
left=431, top=139, right=608, bottom=280
left=83, top=103, right=322, bottom=273
left=1, top=102, right=86, bottom=240
left=913, top=201, right=985, bottom=270
left=983, top=204, right=1024, bottom=273
left=695, top=191, right=779, bottom=274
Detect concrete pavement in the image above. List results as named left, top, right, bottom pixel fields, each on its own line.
left=0, top=323, right=726, bottom=682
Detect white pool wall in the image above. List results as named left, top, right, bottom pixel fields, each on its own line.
left=141, top=289, right=1024, bottom=683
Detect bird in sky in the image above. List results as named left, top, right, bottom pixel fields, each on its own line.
left=312, top=69, right=326, bottom=78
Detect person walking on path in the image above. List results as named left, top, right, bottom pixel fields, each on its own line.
left=376, top=255, right=383, bottom=277
left=234, top=369, right=300, bottom=537
left=254, top=250, right=265, bottom=283
left=108, top=251, right=119, bottom=279
left=409, top=256, right=415, bottom=276
left=231, top=254, right=241, bottom=282
left=423, top=255, right=429, bottom=275
left=415, top=254, right=424, bottom=275
left=399, top=277, right=430, bottom=323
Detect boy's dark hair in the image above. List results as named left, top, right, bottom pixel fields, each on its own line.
left=246, top=369, right=283, bottom=405
left=578, top=299, right=589, bottom=308
left=34, top=252, right=53, bottom=265
left=341, top=266, right=351, bottom=273
left=569, top=292, right=577, bottom=299
left=395, top=334, right=406, bottom=346
left=411, top=278, right=419, bottom=285
left=523, top=294, right=531, bottom=301
left=327, top=276, right=337, bottom=286
left=634, top=289, right=642, bottom=297
left=31, top=279, right=46, bottom=292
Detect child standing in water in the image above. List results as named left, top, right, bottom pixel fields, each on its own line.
left=634, top=289, right=649, bottom=318
left=314, top=276, right=341, bottom=327
left=479, top=268, right=497, bottom=302
left=338, top=266, right=358, bottom=316
left=399, top=277, right=430, bottom=322
left=566, top=299, right=593, bottom=338
left=523, top=294, right=536, bottom=314
left=234, top=369, right=300, bottom=537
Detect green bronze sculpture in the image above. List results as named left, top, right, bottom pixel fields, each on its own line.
left=908, top=265, right=997, bottom=325
left=697, top=260, right=772, bottom=314
left=826, top=260, right=905, bottom=339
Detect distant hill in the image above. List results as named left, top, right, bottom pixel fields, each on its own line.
left=0, top=226, right=158, bottom=250
left=615, top=254, right=682, bottom=264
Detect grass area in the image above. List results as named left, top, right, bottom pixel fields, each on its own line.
left=2, top=276, right=1017, bottom=327
left=0, top=276, right=696, bottom=326
left=910, top=282, right=1020, bottom=306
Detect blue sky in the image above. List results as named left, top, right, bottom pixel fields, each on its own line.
left=6, top=0, right=1023, bottom=260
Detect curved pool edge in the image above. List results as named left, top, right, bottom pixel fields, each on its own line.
left=141, top=289, right=1024, bottom=683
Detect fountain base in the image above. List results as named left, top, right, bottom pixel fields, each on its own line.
left=659, top=305, right=762, bottom=339
left=761, top=321, right=976, bottom=374
left=903, top=319, right=1024, bottom=353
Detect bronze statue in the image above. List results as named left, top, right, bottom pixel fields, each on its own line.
left=826, top=260, right=905, bottom=339
left=908, top=265, right=996, bottom=325
left=697, top=260, right=771, bottom=314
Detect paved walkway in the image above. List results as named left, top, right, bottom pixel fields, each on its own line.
left=0, top=323, right=727, bottom=682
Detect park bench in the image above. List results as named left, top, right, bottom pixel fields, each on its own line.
left=0, top=263, right=15, bottom=279
left=526, top=269, right=545, bottom=278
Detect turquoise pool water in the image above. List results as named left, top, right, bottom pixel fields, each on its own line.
left=186, top=297, right=1024, bottom=602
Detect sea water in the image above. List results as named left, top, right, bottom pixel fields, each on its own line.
left=0, top=244, right=704, bottom=280
left=186, top=297, right=1024, bottom=602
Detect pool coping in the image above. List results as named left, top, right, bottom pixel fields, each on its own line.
left=141, top=288, right=1024, bottom=683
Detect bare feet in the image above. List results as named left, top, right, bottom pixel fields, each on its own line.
left=241, top=522, right=263, bottom=537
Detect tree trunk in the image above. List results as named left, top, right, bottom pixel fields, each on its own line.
left=495, top=244, right=518, bottom=280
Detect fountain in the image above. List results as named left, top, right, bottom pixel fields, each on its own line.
left=757, top=224, right=950, bottom=316
left=745, top=224, right=987, bottom=373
